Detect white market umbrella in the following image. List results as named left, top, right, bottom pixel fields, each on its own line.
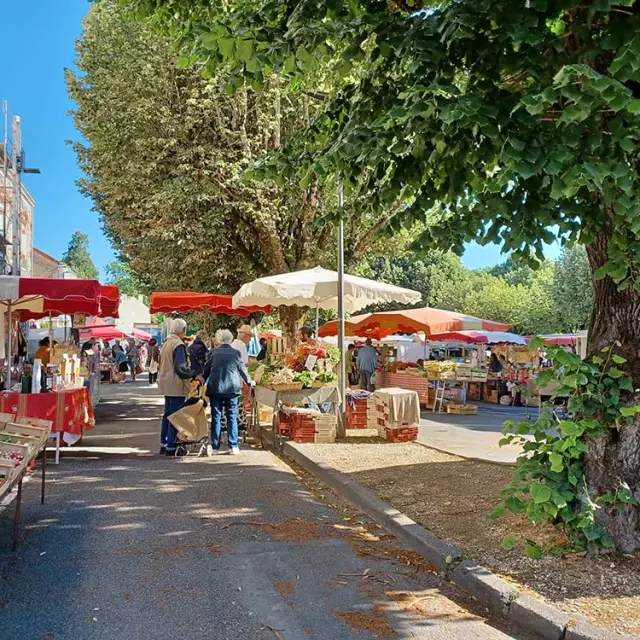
left=232, top=266, right=422, bottom=321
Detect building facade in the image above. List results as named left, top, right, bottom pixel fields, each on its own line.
left=0, top=113, right=35, bottom=276
left=32, top=248, right=77, bottom=279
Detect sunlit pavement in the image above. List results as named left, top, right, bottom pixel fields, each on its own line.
left=0, top=382, right=533, bottom=639
left=418, top=403, right=535, bottom=464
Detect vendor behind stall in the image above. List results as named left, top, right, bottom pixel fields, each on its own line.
left=34, top=338, right=51, bottom=366
left=488, top=353, right=503, bottom=373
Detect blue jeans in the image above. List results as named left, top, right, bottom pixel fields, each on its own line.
left=210, top=395, right=239, bottom=450
left=161, top=396, right=185, bottom=451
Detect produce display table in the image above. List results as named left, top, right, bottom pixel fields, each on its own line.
left=253, top=385, right=339, bottom=411
left=253, top=385, right=340, bottom=446
left=0, top=388, right=95, bottom=463
left=0, top=422, right=51, bottom=550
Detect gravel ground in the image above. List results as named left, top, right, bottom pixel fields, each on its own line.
left=0, top=383, right=531, bottom=640
left=302, top=443, right=458, bottom=473
left=300, top=442, right=640, bottom=637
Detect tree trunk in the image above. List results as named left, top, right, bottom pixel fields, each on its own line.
left=279, top=306, right=302, bottom=347
left=584, top=230, right=640, bottom=553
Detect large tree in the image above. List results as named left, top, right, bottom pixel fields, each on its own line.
left=68, top=3, right=390, bottom=334
left=553, top=245, right=594, bottom=332
left=62, top=231, right=99, bottom=280
left=124, top=0, right=640, bottom=551
left=104, top=260, right=150, bottom=301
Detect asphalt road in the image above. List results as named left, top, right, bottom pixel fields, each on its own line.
left=0, top=382, right=533, bottom=640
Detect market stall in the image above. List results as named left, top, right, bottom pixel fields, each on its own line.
left=0, top=276, right=104, bottom=461
left=233, top=266, right=421, bottom=438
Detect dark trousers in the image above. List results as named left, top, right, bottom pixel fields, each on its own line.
left=149, top=371, right=158, bottom=384
left=161, top=396, right=185, bottom=451
left=211, top=395, right=239, bottom=450
left=359, top=370, right=374, bottom=392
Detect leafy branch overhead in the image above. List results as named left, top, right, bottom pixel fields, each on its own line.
left=123, top=0, right=640, bottom=284
left=71, top=3, right=397, bottom=296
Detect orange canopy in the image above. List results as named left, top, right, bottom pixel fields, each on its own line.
left=317, top=314, right=371, bottom=338
left=149, top=292, right=271, bottom=316
left=319, top=307, right=509, bottom=339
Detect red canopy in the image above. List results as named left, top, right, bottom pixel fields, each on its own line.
left=133, top=328, right=152, bottom=342
left=428, top=330, right=527, bottom=345
left=150, top=291, right=271, bottom=316
left=85, top=316, right=109, bottom=328
left=1, top=277, right=103, bottom=321
left=98, top=285, right=120, bottom=318
left=80, top=325, right=129, bottom=341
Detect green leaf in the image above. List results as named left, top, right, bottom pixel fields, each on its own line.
left=618, top=377, right=634, bottom=391
left=591, top=355, right=603, bottom=365
left=201, top=33, right=219, bottom=50
left=627, top=99, right=640, bottom=114
left=611, top=354, right=627, bottom=364
left=218, top=38, right=235, bottom=58
left=619, top=406, right=640, bottom=417
left=608, top=367, right=624, bottom=378
left=505, top=496, right=525, bottom=513
left=552, top=493, right=567, bottom=508
left=236, top=39, right=254, bottom=61
left=524, top=542, right=542, bottom=560
left=549, top=453, right=564, bottom=473
left=501, top=534, right=519, bottom=550
left=530, top=483, right=552, bottom=504
left=528, top=336, right=544, bottom=350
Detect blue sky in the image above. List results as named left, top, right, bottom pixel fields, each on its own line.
left=0, top=0, right=115, bottom=278
left=0, top=1, right=559, bottom=278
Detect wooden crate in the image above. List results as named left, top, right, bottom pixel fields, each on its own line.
left=446, top=404, right=478, bottom=415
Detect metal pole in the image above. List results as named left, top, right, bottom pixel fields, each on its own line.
left=6, top=302, right=12, bottom=388
left=1, top=100, right=8, bottom=274
left=337, top=182, right=346, bottom=437
left=315, top=305, right=319, bottom=336
left=10, top=116, right=21, bottom=275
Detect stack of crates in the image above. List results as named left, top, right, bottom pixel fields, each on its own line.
left=346, top=393, right=378, bottom=430
left=375, top=395, right=419, bottom=443
left=275, top=407, right=337, bottom=443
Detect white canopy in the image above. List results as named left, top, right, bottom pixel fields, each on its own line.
left=232, top=266, right=421, bottom=313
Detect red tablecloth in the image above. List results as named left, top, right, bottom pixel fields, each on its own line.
left=0, top=388, right=95, bottom=434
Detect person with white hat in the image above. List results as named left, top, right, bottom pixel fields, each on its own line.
left=231, top=324, right=252, bottom=365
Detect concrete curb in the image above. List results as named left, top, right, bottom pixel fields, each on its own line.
left=282, top=442, right=639, bottom=640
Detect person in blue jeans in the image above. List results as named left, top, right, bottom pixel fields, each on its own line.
left=157, top=319, right=200, bottom=456
left=203, top=329, right=254, bottom=456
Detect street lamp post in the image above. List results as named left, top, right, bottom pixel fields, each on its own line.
left=337, top=181, right=346, bottom=437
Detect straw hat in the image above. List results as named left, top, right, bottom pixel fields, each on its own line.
left=238, top=324, right=253, bottom=336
